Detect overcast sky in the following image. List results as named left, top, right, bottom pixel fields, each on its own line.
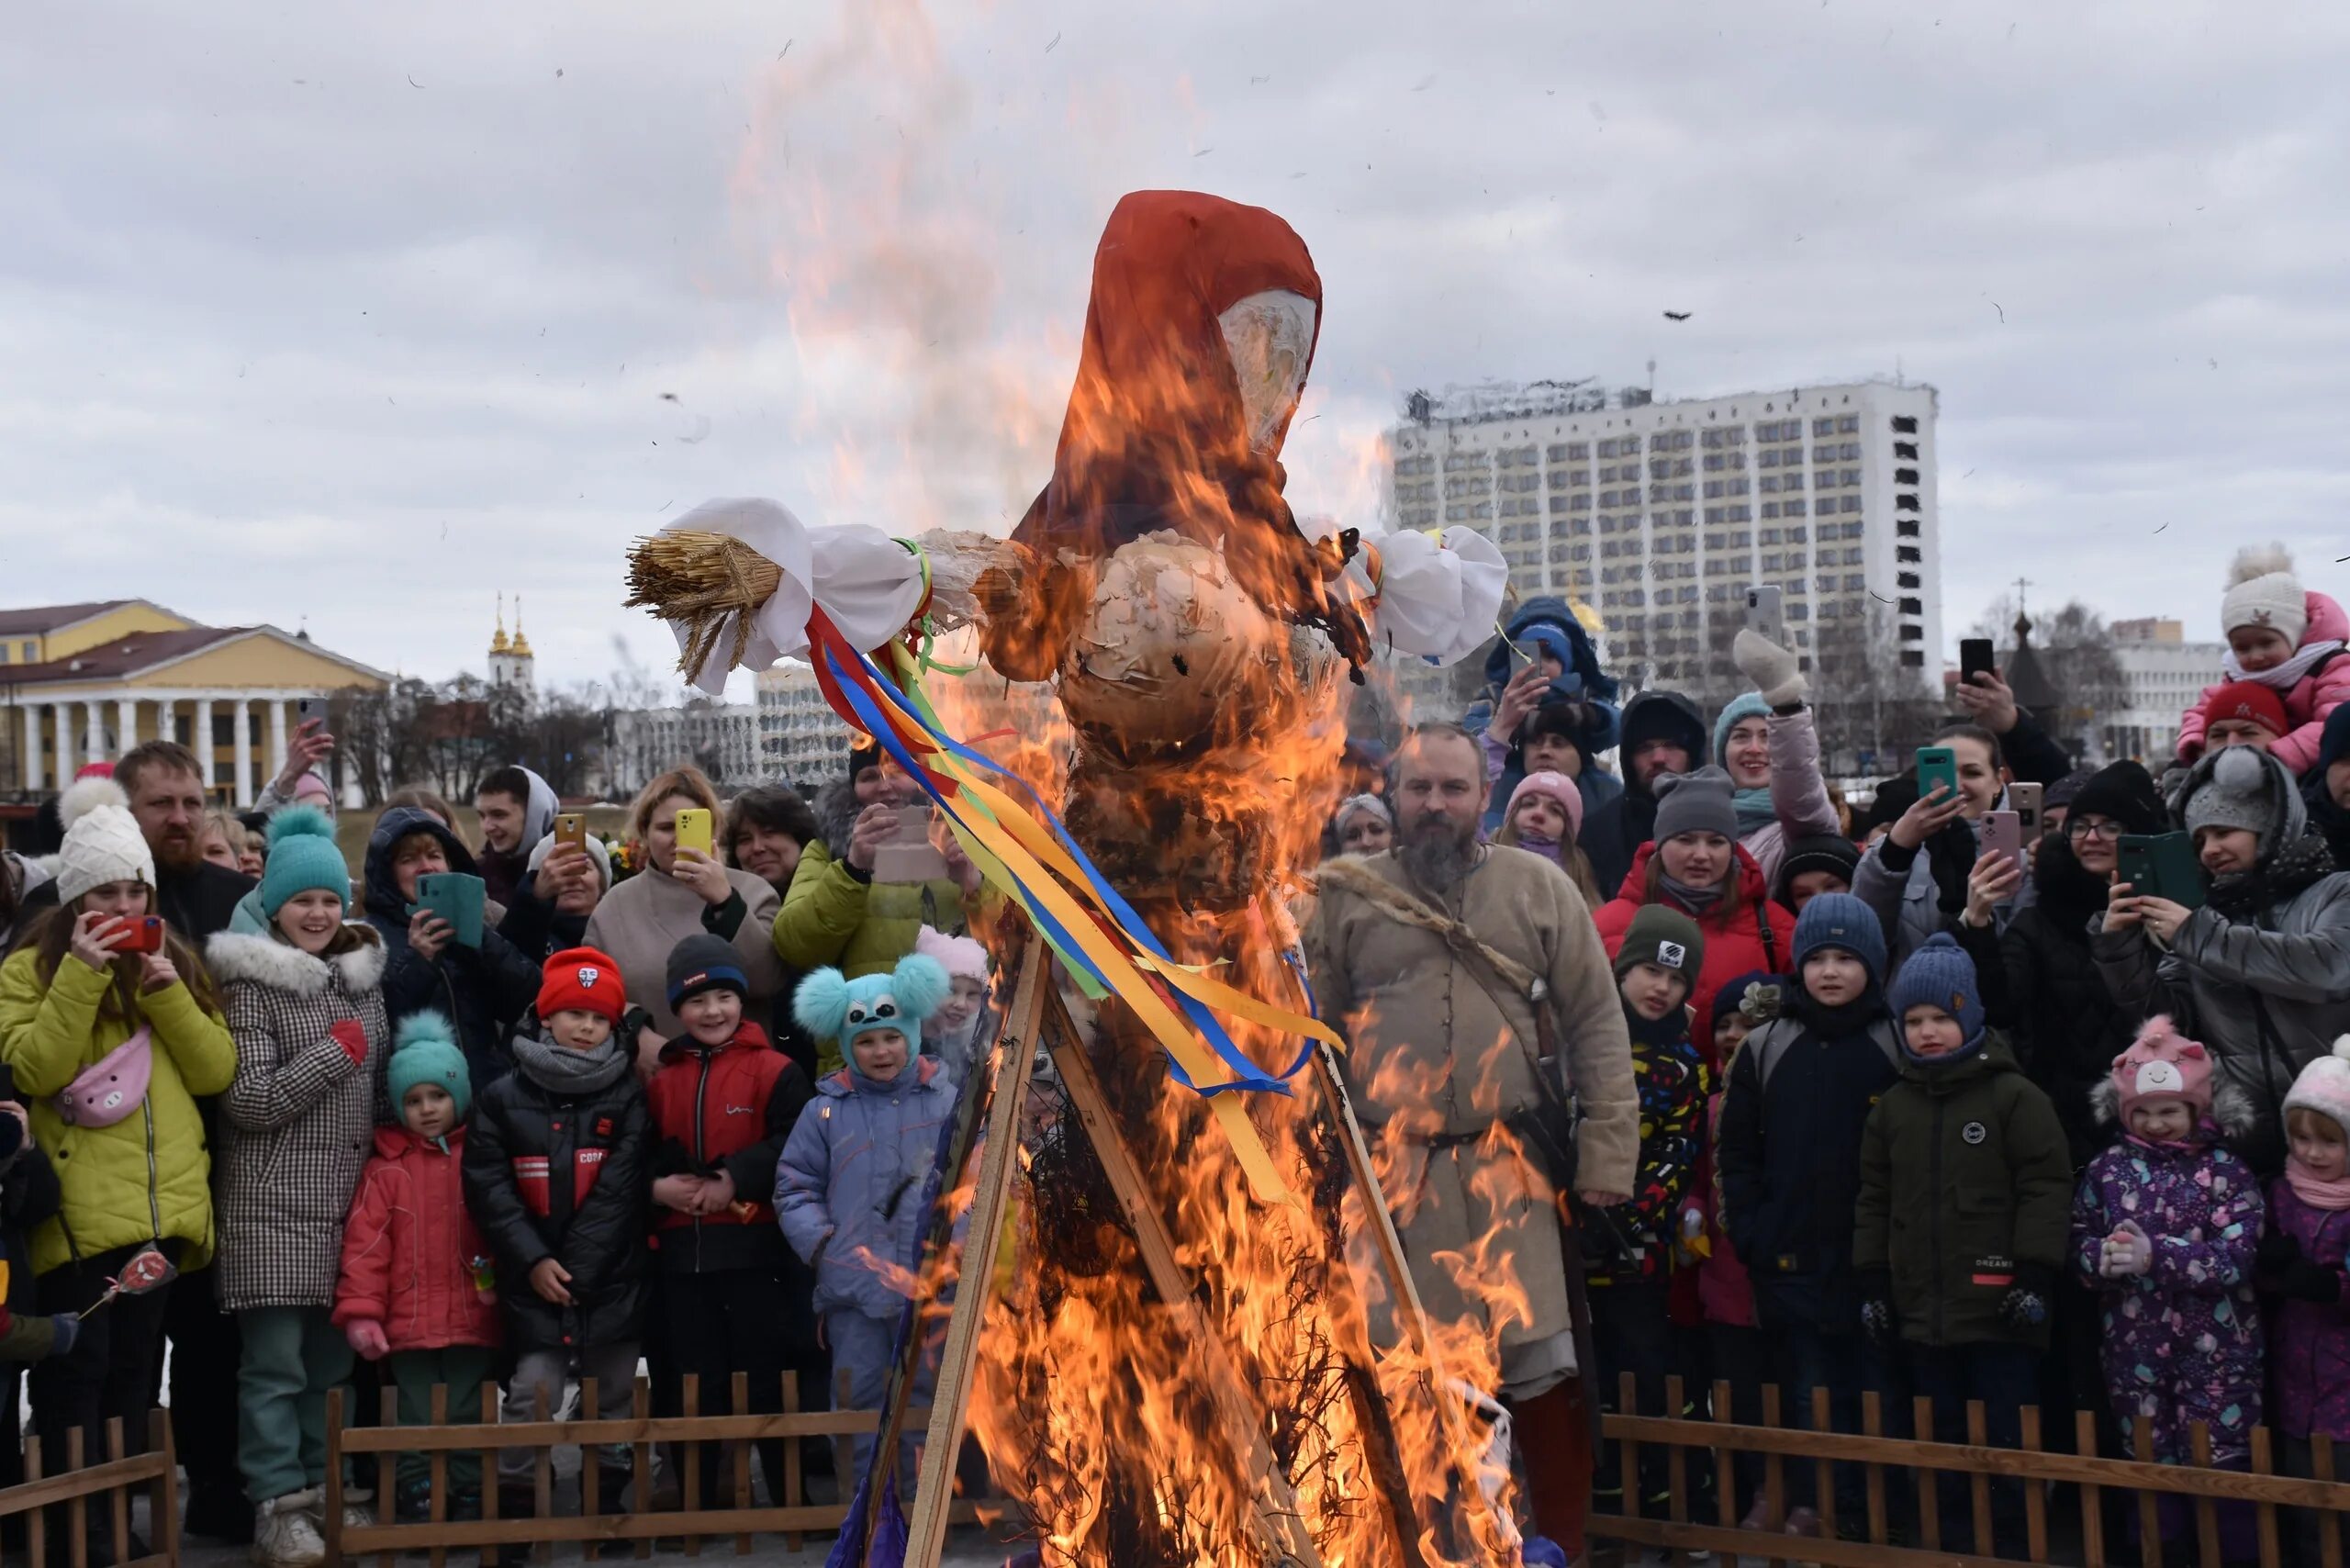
left=6, top=2, right=2346, bottom=697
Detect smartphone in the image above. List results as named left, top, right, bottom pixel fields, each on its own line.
left=2118, top=832, right=2206, bottom=911
left=296, top=695, right=330, bottom=729
left=1744, top=585, right=1785, bottom=645
left=1979, top=810, right=2023, bottom=867
left=2009, top=782, right=2044, bottom=841
left=673, top=807, right=714, bottom=858
left=116, top=916, right=165, bottom=956
left=1915, top=745, right=1960, bottom=801
left=554, top=812, right=587, bottom=849
left=1959, top=638, right=1997, bottom=687
left=872, top=804, right=951, bottom=884
left=413, top=871, right=487, bottom=947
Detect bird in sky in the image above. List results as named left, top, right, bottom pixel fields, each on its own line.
left=1662, top=310, right=1692, bottom=321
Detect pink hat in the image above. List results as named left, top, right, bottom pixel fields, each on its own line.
left=2282, top=1037, right=2350, bottom=1141
left=1507, top=770, right=1584, bottom=841
left=2109, top=1015, right=2215, bottom=1122
left=914, top=925, right=989, bottom=985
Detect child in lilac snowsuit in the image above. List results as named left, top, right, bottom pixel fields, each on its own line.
left=2256, top=1039, right=2350, bottom=1562
left=2071, top=1016, right=2265, bottom=1556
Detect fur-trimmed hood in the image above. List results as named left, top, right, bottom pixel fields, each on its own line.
left=206, top=922, right=387, bottom=997
left=2087, top=1070, right=2260, bottom=1141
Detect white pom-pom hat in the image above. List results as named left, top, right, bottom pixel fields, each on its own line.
left=53, top=778, right=155, bottom=905
left=2221, top=543, right=2307, bottom=646
left=2283, top=1036, right=2350, bottom=1142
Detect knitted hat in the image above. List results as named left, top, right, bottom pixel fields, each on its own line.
left=1612, top=905, right=1705, bottom=988
left=666, top=933, right=748, bottom=1011
left=2182, top=745, right=2281, bottom=846
left=1790, top=890, right=1886, bottom=985
left=1334, top=794, right=1392, bottom=834
left=2065, top=760, right=2168, bottom=836
left=53, top=778, right=154, bottom=905
left=845, top=737, right=881, bottom=782
left=1886, top=932, right=1988, bottom=1061
left=1773, top=834, right=1860, bottom=907
left=1712, top=692, right=1771, bottom=769
left=794, top=953, right=953, bottom=1048
left=1713, top=969, right=1784, bottom=1028
left=258, top=806, right=352, bottom=918
left=1506, top=770, right=1585, bottom=842
left=2109, top=1014, right=2216, bottom=1123
left=2043, top=767, right=2097, bottom=813
left=386, top=1012, right=472, bottom=1122
left=2201, top=681, right=2290, bottom=739
left=2221, top=543, right=2308, bottom=645
left=914, top=924, right=990, bottom=984
left=2283, top=1036, right=2350, bottom=1142
left=1651, top=767, right=1740, bottom=846
left=538, top=946, right=627, bottom=1025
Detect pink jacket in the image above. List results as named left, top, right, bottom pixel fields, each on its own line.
left=2178, top=590, right=2350, bottom=775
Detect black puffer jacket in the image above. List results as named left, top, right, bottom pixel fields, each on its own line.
left=361, top=808, right=543, bottom=1088
left=462, top=1047, right=652, bottom=1356
left=1579, top=690, right=1708, bottom=899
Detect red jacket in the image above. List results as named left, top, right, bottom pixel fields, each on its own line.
left=334, top=1126, right=500, bottom=1352
left=1595, top=841, right=1796, bottom=1068
left=644, top=1021, right=814, bottom=1273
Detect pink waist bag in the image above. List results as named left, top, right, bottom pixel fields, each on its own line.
left=53, top=1027, right=153, bottom=1128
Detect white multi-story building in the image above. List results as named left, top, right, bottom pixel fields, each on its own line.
left=2105, top=617, right=2224, bottom=765
left=1386, top=378, right=1943, bottom=697
left=605, top=700, right=764, bottom=794
left=755, top=662, right=857, bottom=790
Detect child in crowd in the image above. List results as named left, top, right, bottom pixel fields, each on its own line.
left=1493, top=771, right=1604, bottom=907
left=1715, top=893, right=1900, bottom=1538
left=2071, top=1015, right=2266, bottom=1559
left=1858, top=934, right=2070, bottom=1557
left=207, top=806, right=394, bottom=1565
left=646, top=935, right=813, bottom=1506
left=913, top=926, right=994, bottom=1091
left=778, top=954, right=955, bottom=1489
left=1586, top=908, right=1706, bottom=1522
left=464, top=947, right=651, bottom=1526
left=2259, top=1039, right=2350, bottom=1562
left=335, top=1014, right=500, bottom=1526
left=2177, top=544, right=2350, bottom=773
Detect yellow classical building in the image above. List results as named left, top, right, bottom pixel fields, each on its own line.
left=0, top=600, right=388, bottom=804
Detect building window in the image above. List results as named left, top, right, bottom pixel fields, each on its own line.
left=1841, top=496, right=1863, bottom=512
left=1901, top=649, right=1924, bottom=666
left=1897, top=518, right=1920, bottom=537
left=1895, top=467, right=1919, bottom=486
left=1813, top=418, right=1836, bottom=437
left=1899, top=624, right=1924, bottom=643
left=1898, top=571, right=1920, bottom=589
left=1892, top=415, right=1919, bottom=433
left=1896, top=493, right=1921, bottom=511
left=1897, top=547, right=1921, bottom=564
left=1894, top=442, right=1919, bottom=460
left=1899, top=597, right=1922, bottom=614
left=1761, top=502, right=1781, bottom=520
left=1840, top=468, right=1861, bottom=487
left=1837, top=415, right=1858, bottom=433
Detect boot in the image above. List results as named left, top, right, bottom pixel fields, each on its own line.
left=1511, top=1380, right=1593, bottom=1558
left=588, top=1463, right=638, bottom=1559
left=495, top=1483, right=537, bottom=1568
left=252, top=1491, right=327, bottom=1568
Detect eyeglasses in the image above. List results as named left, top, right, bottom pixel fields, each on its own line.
left=2067, top=819, right=2123, bottom=843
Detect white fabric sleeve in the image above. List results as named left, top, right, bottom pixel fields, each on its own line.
left=1346, top=526, right=1508, bottom=666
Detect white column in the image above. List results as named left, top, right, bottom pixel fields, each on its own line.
left=194, top=697, right=215, bottom=796
left=84, top=700, right=104, bottom=765
left=117, top=696, right=139, bottom=754
left=18, top=704, right=38, bottom=791
left=231, top=698, right=254, bottom=807
left=57, top=702, right=78, bottom=786
left=267, top=698, right=288, bottom=790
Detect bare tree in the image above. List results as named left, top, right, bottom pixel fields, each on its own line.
left=1807, top=601, right=1944, bottom=777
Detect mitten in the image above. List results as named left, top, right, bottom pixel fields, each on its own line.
left=1998, top=1266, right=2054, bottom=1333
left=48, top=1314, right=80, bottom=1359
left=1858, top=1283, right=1897, bottom=1348
left=2101, top=1220, right=2154, bottom=1279
left=2255, top=1228, right=2302, bottom=1277
left=1731, top=628, right=1807, bottom=708
left=329, top=1019, right=370, bottom=1067
left=345, top=1318, right=390, bottom=1361
left=2281, top=1260, right=2348, bottom=1305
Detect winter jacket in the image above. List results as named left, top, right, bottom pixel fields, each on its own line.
left=1579, top=692, right=1710, bottom=900
left=1475, top=728, right=1623, bottom=835
left=2263, top=1181, right=2350, bottom=1440
left=1470, top=596, right=1624, bottom=831
left=1715, top=1005, right=1901, bottom=1328
left=1731, top=704, right=1841, bottom=892
left=581, top=862, right=786, bottom=1043
left=2178, top=589, right=2350, bottom=775
left=0, top=946, right=237, bottom=1275
left=462, top=1042, right=653, bottom=1355
left=774, top=1057, right=953, bottom=1320
left=208, top=923, right=393, bottom=1312
left=334, top=1124, right=500, bottom=1353
left=1688, top=1076, right=1755, bottom=1327
left=772, top=782, right=978, bottom=1020
left=2070, top=1130, right=2265, bottom=1466
left=1595, top=842, right=1796, bottom=1065
left=2301, top=704, right=2350, bottom=867
left=1853, top=1036, right=2072, bottom=1348
left=645, top=1020, right=813, bottom=1274
left=0, top=1062, right=63, bottom=1326
left=361, top=809, right=543, bottom=1090
left=1584, top=1018, right=1706, bottom=1290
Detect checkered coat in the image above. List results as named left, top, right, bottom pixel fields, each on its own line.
left=207, top=923, right=391, bottom=1312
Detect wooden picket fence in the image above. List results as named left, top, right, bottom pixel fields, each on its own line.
left=321, top=1372, right=985, bottom=1564
left=1586, top=1372, right=2350, bottom=1568
left=0, top=1410, right=178, bottom=1568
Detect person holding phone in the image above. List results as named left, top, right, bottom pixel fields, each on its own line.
left=252, top=714, right=341, bottom=824
left=2095, top=745, right=2350, bottom=1172
left=1468, top=597, right=1625, bottom=834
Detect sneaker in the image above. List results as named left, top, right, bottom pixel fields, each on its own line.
left=1783, top=1506, right=1822, bottom=1538
left=252, top=1493, right=328, bottom=1568
left=1740, top=1497, right=1775, bottom=1532
left=394, top=1481, right=432, bottom=1526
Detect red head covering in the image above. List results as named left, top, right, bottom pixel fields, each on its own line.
left=2205, top=680, right=2289, bottom=738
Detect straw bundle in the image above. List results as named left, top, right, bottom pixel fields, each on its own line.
left=622, top=531, right=786, bottom=678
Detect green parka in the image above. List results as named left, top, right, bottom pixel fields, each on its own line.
left=1852, top=1034, right=2071, bottom=1348
left=0, top=946, right=239, bottom=1276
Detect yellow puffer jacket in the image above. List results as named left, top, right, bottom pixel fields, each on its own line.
left=0, top=948, right=238, bottom=1275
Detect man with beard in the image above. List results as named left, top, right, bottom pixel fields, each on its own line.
left=1578, top=689, right=1709, bottom=900
left=1305, top=722, right=1637, bottom=1559
left=12, top=743, right=258, bottom=1543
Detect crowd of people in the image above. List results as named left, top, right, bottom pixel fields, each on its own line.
left=0, top=539, right=2344, bottom=1568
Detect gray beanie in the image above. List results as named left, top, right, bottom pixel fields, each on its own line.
left=2182, top=745, right=2278, bottom=847
left=1651, top=766, right=1741, bottom=846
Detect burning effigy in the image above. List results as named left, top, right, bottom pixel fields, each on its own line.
left=626, top=190, right=1511, bottom=1568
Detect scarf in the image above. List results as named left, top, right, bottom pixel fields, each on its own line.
left=1516, top=831, right=1566, bottom=869
left=512, top=1029, right=632, bottom=1095
left=2286, top=1153, right=2350, bottom=1211
left=2033, top=835, right=2113, bottom=945
left=1730, top=787, right=1775, bottom=835
left=2224, top=638, right=2343, bottom=691
left=2205, top=831, right=2335, bottom=920
left=1789, top=981, right=1886, bottom=1041
left=1625, top=1005, right=1690, bottom=1054
left=1659, top=871, right=1724, bottom=916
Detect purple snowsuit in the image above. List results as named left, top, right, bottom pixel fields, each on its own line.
left=2070, top=1133, right=2266, bottom=1466
left=2264, top=1181, right=2350, bottom=1440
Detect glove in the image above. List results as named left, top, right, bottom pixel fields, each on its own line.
left=2100, top=1220, right=2154, bottom=1279
left=345, top=1318, right=390, bottom=1361
left=2256, top=1228, right=2302, bottom=1276
left=2280, top=1260, right=2348, bottom=1305
left=1999, top=1267, right=2054, bottom=1333
left=47, top=1313, right=80, bottom=1360
left=1731, top=627, right=1807, bottom=708
left=1859, top=1297, right=1897, bottom=1348
left=329, top=1019, right=370, bottom=1067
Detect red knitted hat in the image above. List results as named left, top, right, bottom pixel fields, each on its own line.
left=2205, top=681, right=2289, bottom=737
left=538, top=946, right=627, bottom=1025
